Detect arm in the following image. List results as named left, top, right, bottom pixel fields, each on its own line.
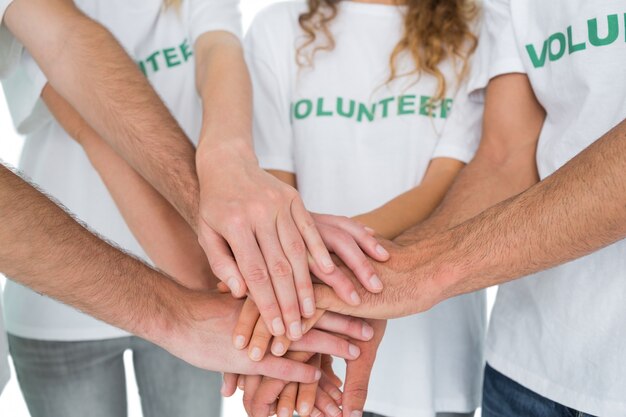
left=193, top=32, right=387, bottom=340
left=0, top=163, right=321, bottom=382
left=354, top=157, right=465, bottom=239
left=40, top=83, right=216, bottom=290
left=4, top=0, right=200, bottom=227
left=316, top=73, right=547, bottom=318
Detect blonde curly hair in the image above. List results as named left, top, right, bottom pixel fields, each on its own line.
left=297, top=0, right=479, bottom=100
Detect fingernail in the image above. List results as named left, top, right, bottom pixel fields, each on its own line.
left=272, top=342, right=285, bottom=356
left=349, top=344, right=360, bottom=358
left=299, top=402, right=310, bottom=415
left=323, top=257, right=335, bottom=271
left=329, top=388, right=342, bottom=401
left=326, top=403, right=341, bottom=417
left=234, top=335, right=246, bottom=349
left=272, top=318, right=285, bottom=336
left=376, top=244, right=389, bottom=257
left=278, top=408, right=290, bottom=417
left=227, top=277, right=240, bottom=294
left=315, top=369, right=322, bottom=380
left=362, top=323, right=374, bottom=340
left=290, top=321, right=302, bottom=340
left=369, top=274, right=383, bottom=291
left=350, top=291, right=361, bottom=305
left=250, top=346, right=262, bottom=361
left=365, top=226, right=376, bottom=235
left=351, top=411, right=363, bottom=417
left=303, top=297, right=316, bottom=316
left=311, top=409, right=323, bottom=417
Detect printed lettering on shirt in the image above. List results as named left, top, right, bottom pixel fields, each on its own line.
left=137, top=38, right=194, bottom=76
left=525, top=12, right=625, bottom=69
left=291, top=95, right=454, bottom=123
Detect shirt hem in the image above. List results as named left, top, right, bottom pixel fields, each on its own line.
left=431, top=144, right=476, bottom=164
left=6, top=324, right=130, bottom=342
left=486, top=348, right=626, bottom=417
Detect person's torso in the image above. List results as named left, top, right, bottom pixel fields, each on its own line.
left=250, top=3, right=485, bottom=414
left=3, top=0, right=203, bottom=341
left=486, top=2, right=626, bottom=415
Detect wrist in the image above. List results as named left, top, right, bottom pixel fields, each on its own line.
left=401, top=234, right=465, bottom=309
left=196, top=134, right=257, bottom=168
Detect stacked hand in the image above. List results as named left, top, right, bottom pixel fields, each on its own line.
left=218, top=294, right=386, bottom=417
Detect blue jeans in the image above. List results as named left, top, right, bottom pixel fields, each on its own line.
left=9, top=334, right=222, bottom=417
left=482, top=364, right=596, bottom=417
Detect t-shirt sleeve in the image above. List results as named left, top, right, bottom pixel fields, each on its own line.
left=1, top=50, right=51, bottom=134
left=432, top=79, right=483, bottom=164
left=245, top=15, right=295, bottom=173
left=467, top=0, right=525, bottom=102
left=0, top=0, right=23, bottom=78
left=188, top=0, right=242, bottom=44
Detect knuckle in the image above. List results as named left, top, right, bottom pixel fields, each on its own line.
left=257, top=300, right=280, bottom=315
left=286, top=240, right=306, bottom=257
left=246, top=267, right=271, bottom=284
left=346, top=386, right=369, bottom=402
left=269, top=259, right=293, bottom=278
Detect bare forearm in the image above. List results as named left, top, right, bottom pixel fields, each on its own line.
left=436, top=119, right=626, bottom=298
left=0, top=164, right=187, bottom=342
left=356, top=159, right=464, bottom=239
left=5, top=0, right=200, bottom=228
left=41, top=85, right=215, bottom=290
left=195, top=32, right=255, bottom=164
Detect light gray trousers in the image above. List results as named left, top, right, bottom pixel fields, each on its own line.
left=9, top=334, right=222, bottom=417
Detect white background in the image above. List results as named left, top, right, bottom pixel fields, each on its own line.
left=0, top=1, right=495, bottom=415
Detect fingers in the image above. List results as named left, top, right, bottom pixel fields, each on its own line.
left=310, top=260, right=361, bottom=307
left=221, top=373, right=238, bottom=397
left=233, top=298, right=261, bottom=350
left=321, top=225, right=382, bottom=294
left=277, top=209, right=317, bottom=318
left=289, top=329, right=361, bottom=360
left=229, top=228, right=286, bottom=337
left=315, top=311, right=375, bottom=341
left=270, top=334, right=292, bottom=357
left=341, top=320, right=387, bottom=417
left=248, top=318, right=273, bottom=361
left=314, top=384, right=342, bottom=417
left=255, top=353, right=320, bottom=383
left=291, top=198, right=335, bottom=274
left=242, top=374, right=262, bottom=416
left=322, top=213, right=390, bottom=262
left=256, top=222, right=303, bottom=341
left=319, top=371, right=343, bottom=402
left=321, top=354, right=342, bottom=389
left=276, top=382, right=298, bottom=417
left=296, top=354, right=321, bottom=416
left=198, top=226, right=247, bottom=298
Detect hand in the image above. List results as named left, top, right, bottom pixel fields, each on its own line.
left=196, top=147, right=389, bottom=340
left=153, top=289, right=321, bottom=383
left=237, top=353, right=343, bottom=417
left=231, top=297, right=374, bottom=361
left=314, top=239, right=451, bottom=319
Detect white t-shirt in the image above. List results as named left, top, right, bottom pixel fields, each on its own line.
left=0, top=0, right=15, bottom=396
left=1, top=0, right=241, bottom=341
left=246, top=2, right=485, bottom=416
left=468, top=1, right=626, bottom=415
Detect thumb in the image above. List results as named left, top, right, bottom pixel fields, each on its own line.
left=342, top=320, right=386, bottom=417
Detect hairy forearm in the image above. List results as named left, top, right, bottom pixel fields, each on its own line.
left=195, top=32, right=255, bottom=164
left=355, top=159, right=464, bottom=239
left=0, top=164, right=189, bottom=342
left=41, top=85, right=216, bottom=290
left=5, top=0, right=200, bottom=228
left=436, top=119, right=626, bottom=299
